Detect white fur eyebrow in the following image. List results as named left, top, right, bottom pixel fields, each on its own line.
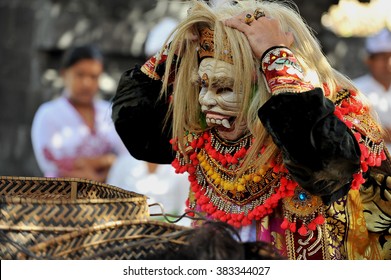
left=210, top=76, right=234, bottom=89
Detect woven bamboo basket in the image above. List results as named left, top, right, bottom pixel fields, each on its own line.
left=20, top=220, right=192, bottom=260
left=0, top=176, right=150, bottom=259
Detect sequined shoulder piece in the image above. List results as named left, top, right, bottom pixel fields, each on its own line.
left=334, top=88, right=386, bottom=174
left=335, top=89, right=383, bottom=145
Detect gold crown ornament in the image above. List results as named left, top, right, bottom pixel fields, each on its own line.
left=197, top=27, right=233, bottom=64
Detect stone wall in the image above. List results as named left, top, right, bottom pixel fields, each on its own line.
left=0, top=0, right=367, bottom=177
left=0, top=0, right=42, bottom=176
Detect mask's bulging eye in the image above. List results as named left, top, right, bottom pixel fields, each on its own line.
left=217, top=88, right=233, bottom=94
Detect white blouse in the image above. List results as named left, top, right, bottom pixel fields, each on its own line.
left=31, top=94, right=128, bottom=177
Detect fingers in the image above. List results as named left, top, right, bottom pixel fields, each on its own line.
left=224, top=10, right=266, bottom=29
left=224, top=11, right=276, bottom=41
left=224, top=15, right=251, bottom=34
left=223, top=10, right=294, bottom=58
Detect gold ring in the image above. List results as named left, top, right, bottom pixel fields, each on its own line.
left=245, top=13, right=255, bottom=25
left=253, top=9, right=265, bottom=20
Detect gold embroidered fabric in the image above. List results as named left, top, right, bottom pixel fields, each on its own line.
left=360, top=171, right=391, bottom=259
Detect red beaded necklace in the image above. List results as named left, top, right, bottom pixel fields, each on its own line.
left=172, top=129, right=299, bottom=228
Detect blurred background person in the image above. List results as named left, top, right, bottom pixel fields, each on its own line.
left=31, top=44, right=128, bottom=183
left=353, top=28, right=391, bottom=151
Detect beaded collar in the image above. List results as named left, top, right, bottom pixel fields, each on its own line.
left=172, top=128, right=300, bottom=228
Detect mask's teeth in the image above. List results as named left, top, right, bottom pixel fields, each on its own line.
left=222, top=119, right=231, bottom=129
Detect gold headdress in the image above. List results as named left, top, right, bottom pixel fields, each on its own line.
left=197, top=27, right=233, bottom=64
